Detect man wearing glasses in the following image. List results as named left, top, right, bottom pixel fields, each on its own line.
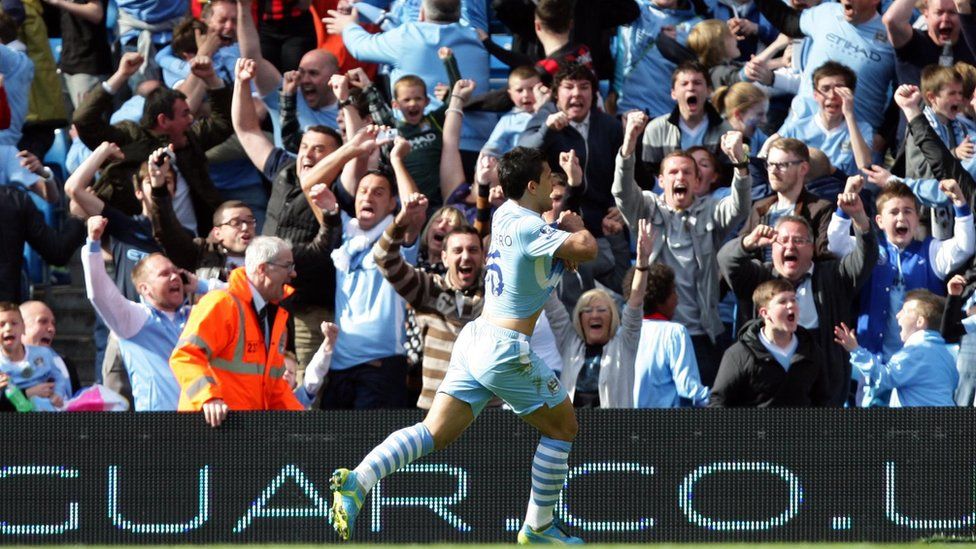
left=741, top=137, right=834, bottom=261
left=170, top=236, right=312, bottom=427
left=718, top=191, right=879, bottom=406
left=149, top=195, right=257, bottom=283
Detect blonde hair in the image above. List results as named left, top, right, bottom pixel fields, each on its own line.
left=921, top=65, right=962, bottom=100
left=955, top=62, right=976, bottom=100
left=571, top=289, right=621, bottom=342
left=712, top=82, right=767, bottom=118
left=420, top=206, right=468, bottom=254
left=393, top=74, right=427, bottom=100
left=688, top=20, right=733, bottom=68
left=904, top=289, right=945, bottom=329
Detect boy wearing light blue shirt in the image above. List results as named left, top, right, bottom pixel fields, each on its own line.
left=0, top=303, right=70, bottom=411
left=481, top=66, right=541, bottom=157
left=835, top=289, right=958, bottom=407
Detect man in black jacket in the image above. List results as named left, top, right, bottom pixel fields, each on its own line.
left=718, top=198, right=878, bottom=406
left=0, top=186, right=85, bottom=303
left=710, top=278, right=831, bottom=407
left=518, top=62, right=624, bottom=239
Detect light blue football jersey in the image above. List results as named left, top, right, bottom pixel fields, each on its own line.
left=483, top=201, right=571, bottom=320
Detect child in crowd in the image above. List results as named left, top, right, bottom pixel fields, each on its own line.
left=828, top=180, right=973, bottom=365
left=481, top=65, right=544, bottom=157
left=896, top=65, right=976, bottom=239
left=360, top=49, right=461, bottom=208
left=766, top=61, right=872, bottom=177
left=834, top=290, right=958, bottom=407
left=0, top=302, right=70, bottom=411
left=687, top=19, right=748, bottom=89
left=633, top=263, right=709, bottom=408
left=712, top=82, right=770, bottom=153
left=710, top=279, right=830, bottom=407
left=868, top=65, right=976, bottom=215
left=906, top=65, right=975, bottom=182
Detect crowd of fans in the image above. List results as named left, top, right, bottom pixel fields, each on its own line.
left=1, top=0, right=976, bottom=413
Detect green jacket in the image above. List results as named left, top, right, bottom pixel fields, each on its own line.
left=19, top=0, right=67, bottom=125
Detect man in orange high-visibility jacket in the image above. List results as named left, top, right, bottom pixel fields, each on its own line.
left=171, top=236, right=304, bottom=426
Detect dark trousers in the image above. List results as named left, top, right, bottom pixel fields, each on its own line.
left=319, top=355, right=409, bottom=409
left=691, top=334, right=727, bottom=388
left=259, top=15, right=316, bottom=72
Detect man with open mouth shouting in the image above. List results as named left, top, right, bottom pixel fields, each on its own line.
left=615, top=112, right=752, bottom=387
left=883, top=0, right=973, bottom=88
left=720, top=188, right=878, bottom=406
left=640, top=62, right=731, bottom=179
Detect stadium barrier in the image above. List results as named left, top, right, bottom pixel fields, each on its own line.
left=2, top=409, right=975, bottom=543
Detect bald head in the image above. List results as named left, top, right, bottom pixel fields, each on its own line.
left=301, top=49, right=339, bottom=71
left=19, top=301, right=56, bottom=347
left=298, top=50, right=339, bottom=109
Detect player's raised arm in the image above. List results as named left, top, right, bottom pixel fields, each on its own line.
left=553, top=209, right=598, bottom=263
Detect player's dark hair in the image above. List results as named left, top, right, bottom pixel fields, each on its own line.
left=498, top=147, right=547, bottom=201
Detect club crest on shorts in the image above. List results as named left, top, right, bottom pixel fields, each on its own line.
left=547, top=376, right=560, bottom=395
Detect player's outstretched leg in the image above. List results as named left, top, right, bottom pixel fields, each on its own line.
left=330, top=422, right=435, bottom=540
left=517, top=436, right=583, bottom=544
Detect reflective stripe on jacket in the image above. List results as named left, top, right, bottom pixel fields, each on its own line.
left=170, top=267, right=303, bottom=411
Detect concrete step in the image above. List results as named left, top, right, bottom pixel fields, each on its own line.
left=30, top=251, right=97, bottom=386
left=52, top=334, right=98, bottom=387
